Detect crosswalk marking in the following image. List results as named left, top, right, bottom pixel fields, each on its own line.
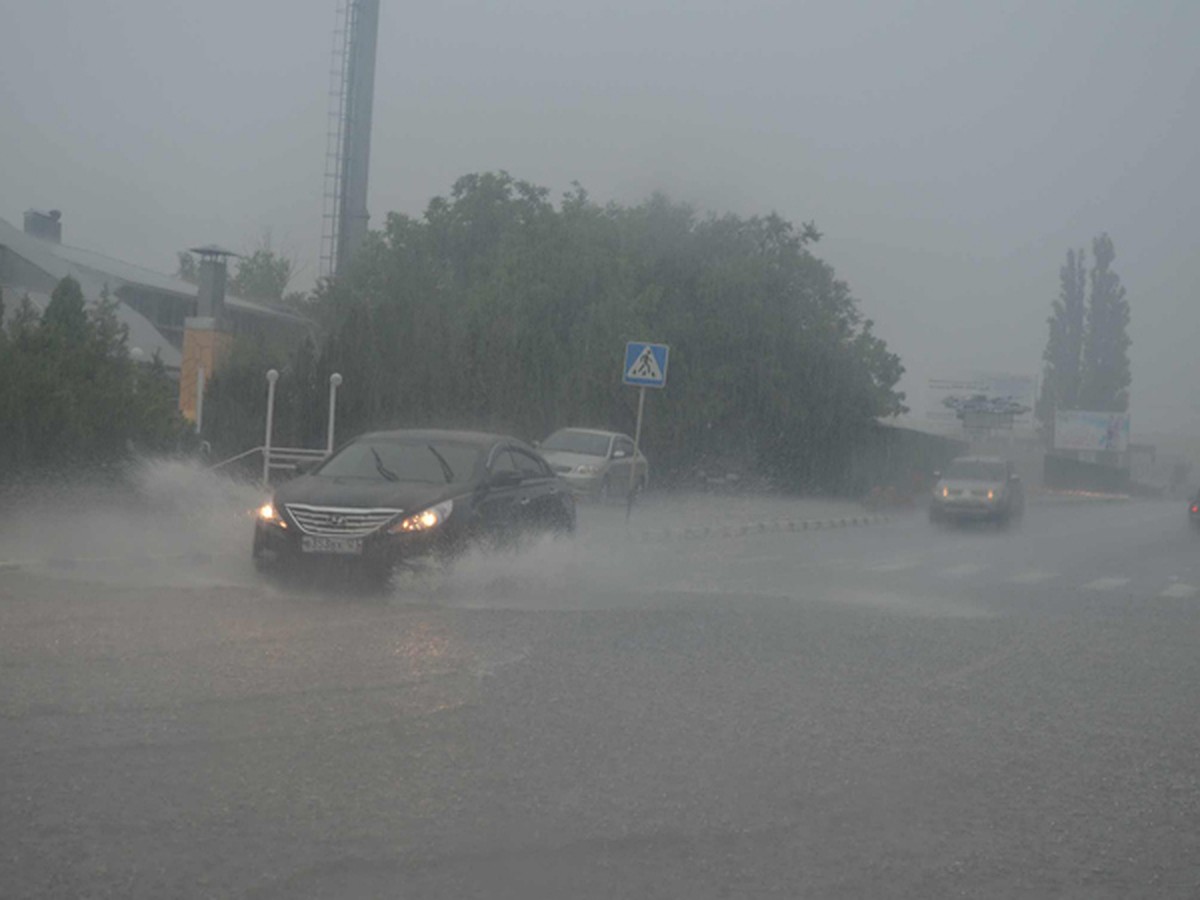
left=1082, top=577, right=1131, bottom=592
left=1159, top=583, right=1198, bottom=599
left=1007, top=570, right=1058, bottom=585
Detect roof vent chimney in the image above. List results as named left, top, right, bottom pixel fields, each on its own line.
left=24, top=209, right=62, bottom=243
left=188, top=245, right=238, bottom=324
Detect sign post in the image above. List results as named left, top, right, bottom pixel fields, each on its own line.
left=326, top=372, right=343, bottom=455
left=263, top=369, right=279, bottom=485
left=622, top=341, right=669, bottom=520
left=195, top=366, right=206, bottom=435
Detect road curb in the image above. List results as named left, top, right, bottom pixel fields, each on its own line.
left=633, top=514, right=890, bottom=543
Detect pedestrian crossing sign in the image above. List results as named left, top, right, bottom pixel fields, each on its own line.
left=623, top=341, right=669, bottom=388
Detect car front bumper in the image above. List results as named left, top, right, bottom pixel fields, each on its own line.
left=253, top=519, right=445, bottom=570
left=932, top=500, right=1007, bottom=520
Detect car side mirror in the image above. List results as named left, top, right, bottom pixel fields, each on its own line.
left=1010, top=474, right=1021, bottom=482
left=932, top=471, right=941, bottom=480
left=612, top=450, right=628, bottom=459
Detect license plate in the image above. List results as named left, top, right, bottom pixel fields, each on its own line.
left=301, top=535, right=363, bottom=555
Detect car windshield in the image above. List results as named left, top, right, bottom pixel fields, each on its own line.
left=944, top=460, right=1007, bottom=482
left=541, top=430, right=611, bottom=456
left=317, top=440, right=481, bottom=484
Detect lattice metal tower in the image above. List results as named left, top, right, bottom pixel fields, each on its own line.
left=320, top=0, right=381, bottom=280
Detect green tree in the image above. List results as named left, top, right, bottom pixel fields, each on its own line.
left=284, top=173, right=904, bottom=491
left=1036, top=247, right=1087, bottom=427
left=229, top=236, right=294, bottom=303
left=9, top=294, right=41, bottom=348
left=1079, top=233, right=1131, bottom=412
left=176, top=251, right=198, bottom=284
left=0, top=276, right=188, bottom=477
left=42, top=275, right=88, bottom=345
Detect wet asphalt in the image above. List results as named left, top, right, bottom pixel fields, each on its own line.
left=3, top=491, right=1200, bottom=898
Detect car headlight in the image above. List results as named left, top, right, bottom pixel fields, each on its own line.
left=987, top=489, right=996, bottom=501
left=390, top=500, right=453, bottom=534
left=573, top=464, right=600, bottom=475
left=940, top=487, right=949, bottom=499
left=257, top=502, right=287, bottom=529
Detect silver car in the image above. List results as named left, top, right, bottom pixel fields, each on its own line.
left=929, top=456, right=1024, bottom=525
left=537, top=428, right=649, bottom=498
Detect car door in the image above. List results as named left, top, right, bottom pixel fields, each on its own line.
left=509, top=445, right=563, bottom=531
left=476, top=445, right=523, bottom=545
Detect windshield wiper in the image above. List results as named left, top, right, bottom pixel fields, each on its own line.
left=426, top=444, right=455, bottom=483
left=371, top=447, right=399, bottom=482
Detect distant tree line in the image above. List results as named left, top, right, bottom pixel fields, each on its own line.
left=1037, top=233, right=1131, bottom=426
left=0, top=278, right=187, bottom=479
left=205, top=173, right=907, bottom=492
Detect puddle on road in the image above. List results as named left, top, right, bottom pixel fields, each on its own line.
left=0, top=458, right=263, bottom=590
left=0, top=460, right=982, bottom=619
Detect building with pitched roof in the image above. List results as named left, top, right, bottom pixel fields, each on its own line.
left=0, top=210, right=310, bottom=373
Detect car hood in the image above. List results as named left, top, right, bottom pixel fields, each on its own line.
left=936, top=478, right=1005, bottom=494
left=540, top=450, right=608, bottom=470
left=273, top=476, right=459, bottom=513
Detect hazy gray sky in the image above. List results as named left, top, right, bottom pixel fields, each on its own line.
left=3, top=1, right=1197, bottom=433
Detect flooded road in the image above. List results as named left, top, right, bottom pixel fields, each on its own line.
left=3, top=470, right=1199, bottom=897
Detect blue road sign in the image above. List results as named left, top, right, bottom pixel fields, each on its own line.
left=623, top=341, right=669, bottom=388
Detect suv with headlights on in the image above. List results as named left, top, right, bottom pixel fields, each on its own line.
left=929, top=456, right=1024, bottom=525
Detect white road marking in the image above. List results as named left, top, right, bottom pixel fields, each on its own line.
left=1159, top=583, right=1198, bottom=599
left=941, top=563, right=988, bottom=578
left=1082, top=577, right=1131, bottom=592
left=1007, top=570, right=1059, bottom=585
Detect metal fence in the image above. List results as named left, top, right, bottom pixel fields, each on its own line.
left=209, top=370, right=344, bottom=486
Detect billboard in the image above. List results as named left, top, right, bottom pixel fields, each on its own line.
left=1053, top=410, right=1130, bottom=453
left=926, top=373, right=1036, bottom=432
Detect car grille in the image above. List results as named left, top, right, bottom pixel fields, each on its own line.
left=284, top=504, right=403, bottom=537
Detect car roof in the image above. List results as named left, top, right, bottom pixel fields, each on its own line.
left=354, top=429, right=519, bottom=447
left=548, top=427, right=623, bottom=438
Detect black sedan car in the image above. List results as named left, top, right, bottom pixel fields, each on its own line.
left=253, top=429, right=575, bottom=582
